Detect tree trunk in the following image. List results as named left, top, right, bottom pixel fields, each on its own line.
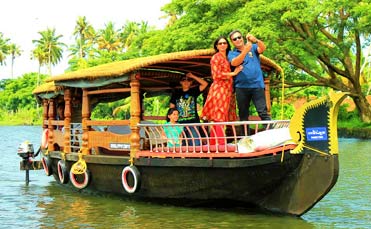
left=352, top=94, right=371, bottom=123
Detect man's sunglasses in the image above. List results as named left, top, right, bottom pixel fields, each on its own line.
left=232, top=36, right=242, bottom=41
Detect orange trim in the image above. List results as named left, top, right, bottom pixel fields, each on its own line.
left=135, top=144, right=297, bottom=159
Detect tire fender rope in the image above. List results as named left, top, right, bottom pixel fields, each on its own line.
left=70, top=151, right=90, bottom=189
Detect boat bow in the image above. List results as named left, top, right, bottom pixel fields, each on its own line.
left=260, top=91, right=348, bottom=215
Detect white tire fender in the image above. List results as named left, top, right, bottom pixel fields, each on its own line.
left=121, top=165, right=141, bottom=194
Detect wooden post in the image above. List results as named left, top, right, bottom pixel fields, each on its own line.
left=42, top=99, right=48, bottom=129
left=81, top=88, right=90, bottom=154
left=64, top=89, right=72, bottom=153
left=48, top=99, right=55, bottom=151
left=130, top=73, right=141, bottom=163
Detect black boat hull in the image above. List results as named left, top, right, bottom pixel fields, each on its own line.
left=46, top=149, right=338, bottom=216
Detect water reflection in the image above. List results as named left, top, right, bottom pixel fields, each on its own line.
left=33, top=183, right=316, bottom=229
left=302, top=138, right=371, bottom=228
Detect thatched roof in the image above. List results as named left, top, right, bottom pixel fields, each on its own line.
left=47, top=49, right=215, bottom=82
left=46, top=49, right=282, bottom=82
left=32, top=81, right=58, bottom=94
left=34, top=49, right=282, bottom=96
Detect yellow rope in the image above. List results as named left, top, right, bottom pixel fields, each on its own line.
left=71, top=150, right=87, bottom=175
left=302, top=144, right=329, bottom=156
left=280, top=140, right=293, bottom=162
left=280, top=71, right=285, bottom=120
left=31, top=160, right=42, bottom=170
left=281, top=142, right=329, bottom=163
left=44, top=149, right=49, bottom=156
left=280, top=145, right=285, bottom=162
left=61, top=152, right=66, bottom=161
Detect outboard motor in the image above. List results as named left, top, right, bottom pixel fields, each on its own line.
left=17, top=141, right=34, bottom=160
left=18, top=141, right=38, bottom=185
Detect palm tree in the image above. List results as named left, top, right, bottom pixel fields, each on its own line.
left=32, top=28, right=66, bottom=76
left=119, top=21, right=153, bottom=54
left=0, top=32, right=10, bottom=66
left=72, top=16, right=96, bottom=59
left=120, top=21, right=140, bottom=51
left=31, top=46, right=47, bottom=109
left=8, top=43, right=22, bottom=78
left=159, top=11, right=178, bottom=28
left=31, top=46, right=47, bottom=86
left=96, top=22, right=122, bottom=52
left=68, top=16, right=97, bottom=71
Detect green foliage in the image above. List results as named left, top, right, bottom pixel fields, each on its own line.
left=0, top=106, right=42, bottom=125
left=337, top=104, right=360, bottom=122
left=143, top=95, right=171, bottom=117
left=0, top=73, right=47, bottom=112
left=91, top=103, right=112, bottom=120
left=0, top=73, right=47, bottom=125
left=270, top=102, right=295, bottom=120
left=333, top=104, right=371, bottom=129
left=140, top=0, right=371, bottom=122
left=0, top=79, right=9, bottom=90
left=139, top=0, right=247, bottom=55
left=90, top=95, right=172, bottom=120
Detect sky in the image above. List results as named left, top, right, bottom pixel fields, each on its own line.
left=0, top=0, right=171, bottom=80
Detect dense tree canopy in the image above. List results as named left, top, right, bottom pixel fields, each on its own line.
left=242, top=0, right=371, bottom=122
left=0, top=73, right=46, bottom=112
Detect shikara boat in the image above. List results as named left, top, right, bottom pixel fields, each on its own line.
left=24, top=49, right=347, bottom=216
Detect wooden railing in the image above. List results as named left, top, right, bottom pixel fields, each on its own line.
left=46, top=120, right=82, bottom=152
left=137, top=120, right=294, bottom=157
left=44, top=118, right=295, bottom=158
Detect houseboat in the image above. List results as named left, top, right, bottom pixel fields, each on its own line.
left=24, top=49, right=347, bottom=216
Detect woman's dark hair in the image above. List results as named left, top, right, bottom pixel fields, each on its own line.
left=166, top=108, right=179, bottom=122
left=213, top=35, right=231, bottom=54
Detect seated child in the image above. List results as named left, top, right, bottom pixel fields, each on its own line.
left=162, top=108, right=184, bottom=147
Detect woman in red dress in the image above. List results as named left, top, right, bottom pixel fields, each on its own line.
left=201, top=36, right=243, bottom=145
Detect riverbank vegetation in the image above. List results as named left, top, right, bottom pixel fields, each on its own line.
left=1, top=0, right=371, bottom=135
left=1, top=74, right=369, bottom=129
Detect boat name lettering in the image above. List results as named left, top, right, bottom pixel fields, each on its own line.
left=306, top=127, right=328, bottom=141
left=110, top=143, right=130, bottom=149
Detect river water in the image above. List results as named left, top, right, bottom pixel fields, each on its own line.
left=1, top=126, right=370, bottom=228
